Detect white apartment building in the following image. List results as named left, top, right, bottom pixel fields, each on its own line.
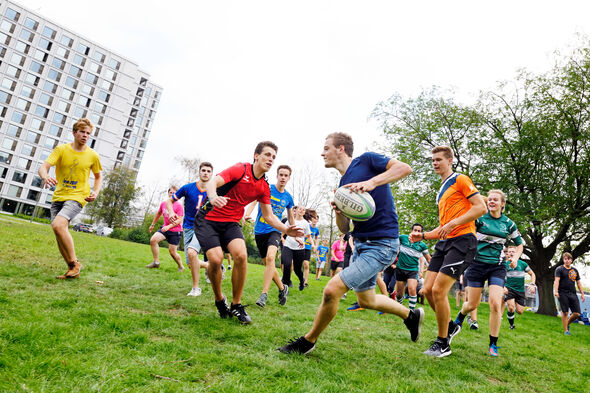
left=0, top=0, right=162, bottom=218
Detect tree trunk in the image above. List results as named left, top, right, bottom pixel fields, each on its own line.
left=536, top=273, right=557, bottom=316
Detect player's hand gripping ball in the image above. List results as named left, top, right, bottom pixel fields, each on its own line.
left=334, top=186, right=375, bottom=222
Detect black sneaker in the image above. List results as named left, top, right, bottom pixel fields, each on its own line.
left=509, top=324, right=515, bottom=330
left=470, top=320, right=480, bottom=330
left=215, top=296, right=232, bottom=319
left=448, top=320, right=461, bottom=344
left=256, top=293, right=267, bottom=308
left=403, top=308, right=424, bottom=342
left=278, top=285, right=289, bottom=306
left=299, top=283, right=305, bottom=291
left=423, top=339, right=452, bottom=358
left=277, top=336, right=315, bottom=355
left=230, top=303, right=252, bottom=324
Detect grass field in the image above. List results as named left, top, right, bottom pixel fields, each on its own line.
left=1, top=218, right=589, bottom=392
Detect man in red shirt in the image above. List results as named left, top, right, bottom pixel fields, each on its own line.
left=195, top=141, right=303, bottom=324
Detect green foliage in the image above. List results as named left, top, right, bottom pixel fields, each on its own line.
left=373, top=42, right=590, bottom=315
left=12, top=213, right=51, bottom=224
left=86, top=166, right=141, bottom=228
left=1, top=220, right=589, bottom=392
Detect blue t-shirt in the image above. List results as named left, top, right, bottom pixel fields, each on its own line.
left=254, top=184, right=294, bottom=235
left=317, top=245, right=329, bottom=262
left=172, top=182, right=207, bottom=229
left=305, top=226, right=320, bottom=250
left=339, top=152, right=399, bottom=238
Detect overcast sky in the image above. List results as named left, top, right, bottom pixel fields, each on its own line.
left=16, top=0, right=590, bottom=284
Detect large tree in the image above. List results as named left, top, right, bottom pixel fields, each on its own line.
left=86, top=166, right=141, bottom=228
left=373, top=44, right=590, bottom=315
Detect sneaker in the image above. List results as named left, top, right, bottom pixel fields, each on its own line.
left=299, top=283, right=305, bottom=291
left=466, top=315, right=473, bottom=326
left=177, top=266, right=185, bottom=272
left=489, top=343, right=500, bottom=357
left=215, top=297, right=232, bottom=319
left=304, top=282, right=309, bottom=288
left=315, top=278, right=320, bottom=281
left=346, top=302, right=365, bottom=311
left=470, top=320, right=479, bottom=330
left=423, top=339, right=451, bottom=358
left=277, top=336, right=315, bottom=355
left=221, top=263, right=226, bottom=280
left=341, top=293, right=347, bottom=300
left=564, top=330, right=571, bottom=336
left=256, top=293, right=267, bottom=308
left=205, top=270, right=211, bottom=284
left=230, top=303, right=252, bottom=324
left=278, top=285, right=289, bottom=306
left=145, top=261, right=160, bottom=268
left=509, top=324, right=515, bottom=330
left=187, top=287, right=202, bottom=297
left=448, top=320, right=461, bottom=344
left=404, top=308, right=425, bottom=342
left=227, top=265, right=232, bottom=270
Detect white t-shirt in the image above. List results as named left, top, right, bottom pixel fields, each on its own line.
left=284, top=218, right=311, bottom=250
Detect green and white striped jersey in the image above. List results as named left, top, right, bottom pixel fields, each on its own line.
left=475, top=212, right=523, bottom=264
left=397, top=234, right=429, bottom=271
left=505, top=259, right=531, bottom=293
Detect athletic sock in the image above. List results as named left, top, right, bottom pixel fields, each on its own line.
left=455, top=311, right=467, bottom=326
left=489, top=335, right=498, bottom=346
left=408, top=295, right=417, bottom=310
left=507, top=311, right=515, bottom=326
left=396, top=295, right=404, bottom=304
left=437, top=336, right=449, bottom=347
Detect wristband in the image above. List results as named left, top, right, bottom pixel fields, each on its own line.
left=422, top=233, right=425, bottom=240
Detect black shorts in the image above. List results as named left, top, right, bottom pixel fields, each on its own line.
left=194, top=211, right=244, bottom=254
left=304, top=249, right=312, bottom=261
left=465, top=260, right=506, bottom=288
left=342, top=252, right=353, bottom=269
left=255, top=232, right=282, bottom=258
left=558, top=291, right=581, bottom=314
left=395, top=268, right=419, bottom=282
left=158, top=229, right=181, bottom=246
left=330, top=260, right=343, bottom=271
left=428, top=233, right=477, bottom=280
left=505, top=287, right=526, bottom=306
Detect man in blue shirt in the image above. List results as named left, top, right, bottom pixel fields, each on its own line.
left=278, top=132, right=424, bottom=354
left=167, top=162, right=212, bottom=297
left=245, top=165, right=294, bottom=308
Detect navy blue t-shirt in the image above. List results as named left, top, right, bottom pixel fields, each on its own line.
left=339, top=152, right=399, bottom=238
left=172, top=182, right=207, bottom=229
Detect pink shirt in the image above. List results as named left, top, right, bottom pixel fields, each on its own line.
left=331, top=240, right=345, bottom=261
left=158, top=201, right=184, bottom=232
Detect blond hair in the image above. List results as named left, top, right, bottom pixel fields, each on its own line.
left=73, top=118, right=93, bottom=133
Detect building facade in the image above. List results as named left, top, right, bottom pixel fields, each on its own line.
left=0, top=0, right=162, bottom=218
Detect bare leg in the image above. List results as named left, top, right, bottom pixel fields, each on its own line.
left=567, top=312, right=580, bottom=329
left=150, top=232, right=165, bottom=263
left=423, top=271, right=437, bottom=312
left=206, top=247, right=225, bottom=301
left=431, top=273, right=456, bottom=338
left=305, top=275, right=349, bottom=342
left=376, top=273, right=388, bottom=295
left=227, top=238, right=248, bottom=305
left=168, top=244, right=183, bottom=270
left=488, top=285, right=504, bottom=337
left=303, top=260, right=310, bottom=285
left=52, top=216, right=77, bottom=264
left=357, top=288, right=410, bottom=318
left=187, top=248, right=201, bottom=289
left=261, top=245, right=284, bottom=293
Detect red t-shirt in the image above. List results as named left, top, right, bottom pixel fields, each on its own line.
left=205, top=162, right=271, bottom=222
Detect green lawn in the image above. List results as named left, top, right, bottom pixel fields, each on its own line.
left=0, top=219, right=589, bottom=392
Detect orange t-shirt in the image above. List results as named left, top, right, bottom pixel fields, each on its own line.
left=437, top=173, right=479, bottom=238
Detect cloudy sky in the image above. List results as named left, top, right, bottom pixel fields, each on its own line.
left=16, top=0, right=590, bottom=283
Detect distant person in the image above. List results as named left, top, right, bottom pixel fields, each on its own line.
left=330, top=234, right=346, bottom=278
left=303, top=209, right=320, bottom=288
left=146, top=186, right=184, bottom=271
left=195, top=141, right=302, bottom=324
left=281, top=206, right=312, bottom=291
left=278, top=132, right=422, bottom=355
left=225, top=253, right=233, bottom=270
left=504, top=245, right=536, bottom=330
left=554, top=252, right=585, bottom=335
left=315, top=239, right=329, bottom=279
left=244, top=164, right=294, bottom=308
left=168, top=162, right=212, bottom=297
left=414, top=146, right=486, bottom=358
left=38, top=118, right=102, bottom=279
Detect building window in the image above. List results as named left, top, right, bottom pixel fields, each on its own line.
left=12, top=171, right=27, bottom=183
left=39, top=150, right=50, bottom=161
left=64, top=77, right=78, bottom=89
left=6, top=124, right=21, bottom=137
left=52, top=58, right=65, bottom=70
left=26, top=131, right=40, bottom=143
left=120, top=139, right=127, bottom=148
left=93, top=50, right=105, bottom=62
left=2, top=137, right=17, bottom=151
left=60, top=35, right=73, bottom=47
left=35, top=105, right=49, bottom=118
left=0, top=151, right=13, bottom=164
left=104, top=69, right=116, bottom=81
left=7, top=185, right=22, bottom=198
left=136, top=88, right=144, bottom=97
left=44, top=137, right=58, bottom=149
left=86, top=73, right=98, bottom=84
left=129, top=108, right=137, bottom=118
left=24, top=73, right=40, bottom=87
left=38, top=38, right=52, bottom=51
left=57, top=100, right=70, bottom=113
left=0, top=90, right=11, bottom=104
left=74, top=107, right=86, bottom=119
left=21, top=144, right=36, bottom=157
left=127, top=118, right=134, bottom=127
left=55, top=46, right=69, bottom=58
left=5, top=8, right=20, bottom=21
left=19, top=29, right=34, bottom=42
left=0, top=20, right=15, bottom=33
left=61, top=89, right=74, bottom=101
left=89, top=62, right=101, bottom=73
left=43, top=81, right=57, bottom=93
left=11, top=53, right=25, bottom=66
left=15, top=98, right=30, bottom=111
left=48, top=125, right=62, bottom=137
left=77, top=43, right=90, bottom=55
left=6, top=65, right=21, bottom=78
left=82, top=84, right=94, bottom=96
left=15, top=40, right=30, bottom=54
left=25, top=18, right=38, bottom=31
left=31, top=118, right=44, bottom=131
left=21, top=85, right=35, bottom=99
left=47, top=69, right=61, bottom=82
left=0, top=32, right=10, bottom=46
left=69, top=65, right=82, bottom=77
left=123, top=130, right=131, bottom=138
left=101, top=80, right=113, bottom=91
left=33, top=50, right=48, bottom=62
left=73, top=54, right=85, bottom=66
left=109, top=59, right=121, bottom=70
left=97, top=91, right=110, bottom=102
left=139, top=77, right=147, bottom=87
left=42, top=26, right=56, bottom=39
left=11, top=111, right=26, bottom=124
left=78, top=96, right=91, bottom=107
left=117, top=151, right=125, bottom=160
left=53, top=113, right=66, bottom=125
left=31, top=176, right=43, bottom=188
left=17, top=157, right=31, bottom=170
left=0, top=167, right=6, bottom=178
left=29, top=61, right=44, bottom=74
left=27, top=189, right=40, bottom=201
left=39, top=93, right=52, bottom=105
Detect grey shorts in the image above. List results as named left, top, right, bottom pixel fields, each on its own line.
left=183, top=227, right=202, bottom=265
left=50, top=200, right=83, bottom=222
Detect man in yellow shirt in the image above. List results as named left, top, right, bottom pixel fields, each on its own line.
left=39, top=118, right=102, bottom=279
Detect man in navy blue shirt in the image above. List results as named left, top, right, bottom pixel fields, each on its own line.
left=278, top=132, right=424, bottom=355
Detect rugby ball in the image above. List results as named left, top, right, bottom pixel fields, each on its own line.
left=334, top=186, right=375, bottom=222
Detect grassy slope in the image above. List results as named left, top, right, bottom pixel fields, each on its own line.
left=0, top=219, right=589, bottom=393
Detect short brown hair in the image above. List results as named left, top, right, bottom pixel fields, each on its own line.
left=73, top=118, right=93, bottom=133
left=327, top=132, right=353, bottom=157
left=277, top=165, right=292, bottom=175
left=562, top=252, right=573, bottom=261
left=168, top=185, right=179, bottom=192
left=254, top=141, right=278, bottom=155
left=432, top=146, right=453, bottom=159
left=304, top=209, right=318, bottom=221
left=200, top=161, right=213, bottom=170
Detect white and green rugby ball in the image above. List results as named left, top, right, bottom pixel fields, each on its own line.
left=334, top=186, right=376, bottom=222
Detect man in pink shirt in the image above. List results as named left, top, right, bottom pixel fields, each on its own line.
left=146, top=186, right=184, bottom=271
left=330, top=234, right=346, bottom=278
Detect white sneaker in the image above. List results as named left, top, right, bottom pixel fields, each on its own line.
left=221, top=263, right=226, bottom=280
left=187, top=287, right=202, bottom=297
left=205, top=271, right=211, bottom=284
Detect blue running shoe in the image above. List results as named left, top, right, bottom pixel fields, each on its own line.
left=564, top=330, right=571, bottom=336
left=489, top=344, right=500, bottom=357
left=347, top=302, right=364, bottom=311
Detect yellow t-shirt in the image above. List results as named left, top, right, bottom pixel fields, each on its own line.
left=46, top=143, right=102, bottom=207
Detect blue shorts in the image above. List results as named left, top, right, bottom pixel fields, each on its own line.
left=183, top=227, right=201, bottom=265
left=465, top=260, right=506, bottom=288
left=339, top=237, right=399, bottom=293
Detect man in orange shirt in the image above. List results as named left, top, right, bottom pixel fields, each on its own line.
left=411, top=146, right=486, bottom=357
